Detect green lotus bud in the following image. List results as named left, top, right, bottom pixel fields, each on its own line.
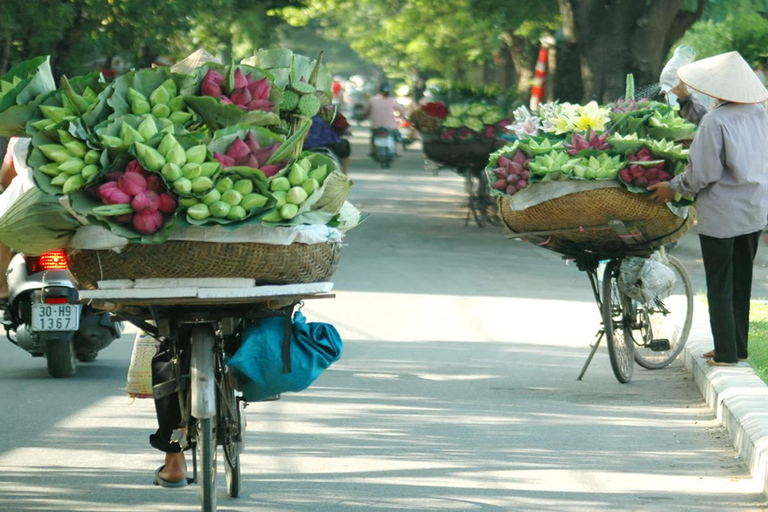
left=37, top=162, right=61, bottom=176
left=185, top=145, right=207, bottom=165
left=62, top=174, right=86, bottom=194
left=131, top=99, right=151, bottom=116
left=160, top=78, right=178, bottom=97
left=149, top=84, right=172, bottom=106
left=151, top=104, right=171, bottom=119
left=127, top=87, right=147, bottom=104
left=165, top=144, right=187, bottom=167
left=261, top=209, right=283, bottom=223
left=30, top=118, right=57, bottom=132
left=201, top=189, right=221, bottom=206
left=272, top=190, right=287, bottom=208
left=173, top=177, right=193, bottom=195
left=81, top=164, right=100, bottom=180
left=50, top=173, right=69, bottom=186
left=100, top=135, right=125, bottom=149
left=168, top=96, right=185, bottom=112
left=137, top=116, right=159, bottom=140
left=216, top=177, right=234, bottom=193
left=168, top=111, right=192, bottom=124
left=308, top=165, right=327, bottom=183
left=63, top=141, right=87, bottom=158
left=286, top=186, right=308, bottom=205
left=296, top=157, right=312, bottom=172
left=226, top=205, right=247, bottom=221
left=233, top=179, right=253, bottom=195
left=40, top=105, right=72, bottom=124
left=191, top=176, right=214, bottom=193
left=280, top=203, right=299, bottom=220
left=58, top=157, right=86, bottom=175
left=187, top=203, right=211, bottom=220
left=161, top=163, right=182, bottom=182
left=120, top=123, right=146, bottom=146
left=178, top=197, right=199, bottom=208
left=38, top=144, right=69, bottom=163
left=301, top=178, right=319, bottom=195
left=288, top=165, right=307, bottom=186
left=199, top=162, right=220, bottom=178
left=57, top=130, right=76, bottom=145
left=157, top=134, right=178, bottom=156
left=240, top=193, right=269, bottom=210
left=221, top=189, right=242, bottom=206
left=269, top=177, right=290, bottom=192
left=84, top=149, right=101, bottom=166
left=182, top=163, right=202, bottom=180
left=209, top=200, right=231, bottom=218
left=134, top=142, right=166, bottom=172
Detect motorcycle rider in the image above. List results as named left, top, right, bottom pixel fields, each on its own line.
left=364, top=82, right=408, bottom=155
left=0, top=137, right=27, bottom=303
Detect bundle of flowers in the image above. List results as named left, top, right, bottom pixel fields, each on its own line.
left=410, top=101, right=511, bottom=143
left=4, top=49, right=361, bottom=249
left=489, top=75, right=696, bottom=205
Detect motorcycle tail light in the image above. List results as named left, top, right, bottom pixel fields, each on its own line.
left=45, top=297, right=68, bottom=304
left=25, top=250, right=68, bottom=274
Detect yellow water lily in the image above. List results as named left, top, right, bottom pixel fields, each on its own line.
left=544, top=114, right=575, bottom=135
left=572, top=101, right=610, bottom=132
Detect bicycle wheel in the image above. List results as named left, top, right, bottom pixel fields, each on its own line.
left=602, top=259, right=635, bottom=383
left=197, top=417, right=217, bottom=512
left=477, top=170, right=500, bottom=227
left=632, top=255, right=694, bottom=369
left=219, top=366, right=244, bottom=498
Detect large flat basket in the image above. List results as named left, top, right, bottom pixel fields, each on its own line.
left=497, top=187, right=695, bottom=255
left=66, top=241, right=342, bottom=290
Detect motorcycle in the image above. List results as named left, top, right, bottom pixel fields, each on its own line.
left=370, top=127, right=398, bottom=169
left=3, top=249, right=123, bottom=378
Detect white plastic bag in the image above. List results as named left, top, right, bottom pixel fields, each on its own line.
left=619, top=257, right=676, bottom=305
left=660, top=46, right=696, bottom=94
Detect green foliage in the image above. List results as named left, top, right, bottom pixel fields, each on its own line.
left=748, top=301, right=768, bottom=382
left=674, top=10, right=768, bottom=66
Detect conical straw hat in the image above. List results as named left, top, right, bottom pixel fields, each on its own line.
left=677, top=51, right=768, bottom=104
left=170, top=49, right=221, bottom=75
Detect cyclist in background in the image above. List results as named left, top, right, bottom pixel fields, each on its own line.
left=364, top=82, right=408, bottom=155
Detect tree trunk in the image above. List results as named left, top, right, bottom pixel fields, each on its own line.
left=561, top=0, right=705, bottom=103
left=508, top=34, right=537, bottom=102
left=553, top=0, right=583, bottom=102
left=495, top=44, right=516, bottom=90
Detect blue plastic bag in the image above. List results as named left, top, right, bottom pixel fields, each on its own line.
left=226, top=311, right=342, bottom=402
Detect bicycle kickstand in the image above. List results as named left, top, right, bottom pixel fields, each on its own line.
left=576, top=329, right=604, bottom=381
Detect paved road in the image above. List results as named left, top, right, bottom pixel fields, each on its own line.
left=0, top=127, right=766, bottom=511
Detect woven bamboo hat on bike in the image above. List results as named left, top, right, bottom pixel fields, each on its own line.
left=677, top=51, right=768, bottom=104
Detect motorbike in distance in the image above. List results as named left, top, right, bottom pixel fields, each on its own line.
left=3, top=249, right=123, bottom=378
left=370, top=127, right=399, bottom=169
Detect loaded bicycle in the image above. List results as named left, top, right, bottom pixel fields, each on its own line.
left=497, top=186, right=695, bottom=383
left=79, top=284, right=333, bottom=511
left=422, top=138, right=501, bottom=228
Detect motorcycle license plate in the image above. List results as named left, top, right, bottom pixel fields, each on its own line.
left=374, top=137, right=392, bottom=147
left=31, top=304, right=81, bottom=331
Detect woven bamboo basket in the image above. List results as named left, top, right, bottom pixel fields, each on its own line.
left=497, top=188, right=695, bottom=254
left=423, top=139, right=496, bottom=170
left=66, top=241, right=342, bottom=290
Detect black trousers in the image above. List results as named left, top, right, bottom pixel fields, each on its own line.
left=699, top=231, right=761, bottom=363
left=149, top=330, right=190, bottom=453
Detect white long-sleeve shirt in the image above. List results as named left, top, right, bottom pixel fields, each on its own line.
left=669, top=99, right=768, bottom=238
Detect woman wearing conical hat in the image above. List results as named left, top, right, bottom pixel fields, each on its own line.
left=649, top=51, right=768, bottom=366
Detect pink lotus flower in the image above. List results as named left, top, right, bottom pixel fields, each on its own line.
left=218, top=95, right=233, bottom=105
left=230, top=87, right=252, bottom=107
left=260, top=160, right=288, bottom=178
left=244, top=131, right=260, bottom=153
left=225, top=137, right=251, bottom=162
left=233, top=69, right=248, bottom=89
left=204, top=69, right=225, bottom=85
left=214, top=152, right=236, bottom=168
left=247, top=78, right=271, bottom=101
left=201, top=79, right=223, bottom=97
left=246, top=99, right=273, bottom=112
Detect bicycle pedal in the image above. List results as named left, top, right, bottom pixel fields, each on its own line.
left=648, top=339, right=671, bottom=352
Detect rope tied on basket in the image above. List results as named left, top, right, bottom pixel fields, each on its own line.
left=537, top=237, right=553, bottom=246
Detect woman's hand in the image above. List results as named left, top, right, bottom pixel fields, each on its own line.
left=670, top=82, right=690, bottom=101
left=648, top=181, right=675, bottom=203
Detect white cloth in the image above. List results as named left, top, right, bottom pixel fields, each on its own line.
left=0, top=137, right=35, bottom=218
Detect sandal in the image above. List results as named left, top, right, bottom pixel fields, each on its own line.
left=706, top=359, right=738, bottom=367
left=701, top=350, right=715, bottom=359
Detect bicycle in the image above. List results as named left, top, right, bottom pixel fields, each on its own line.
left=80, top=287, right=333, bottom=511
left=505, top=218, right=694, bottom=383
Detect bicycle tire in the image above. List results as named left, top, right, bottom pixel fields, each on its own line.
left=197, top=417, right=217, bottom=512
left=602, top=259, right=635, bottom=383
left=632, top=255, right=694, bottom=369
left=220, top=368, right=243, bottom=498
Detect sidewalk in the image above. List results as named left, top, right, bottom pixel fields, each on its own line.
left=683, top=304, right=768, bottom=499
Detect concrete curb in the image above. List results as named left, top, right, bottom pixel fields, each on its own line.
left=683, top=323, right=768, bottom=497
